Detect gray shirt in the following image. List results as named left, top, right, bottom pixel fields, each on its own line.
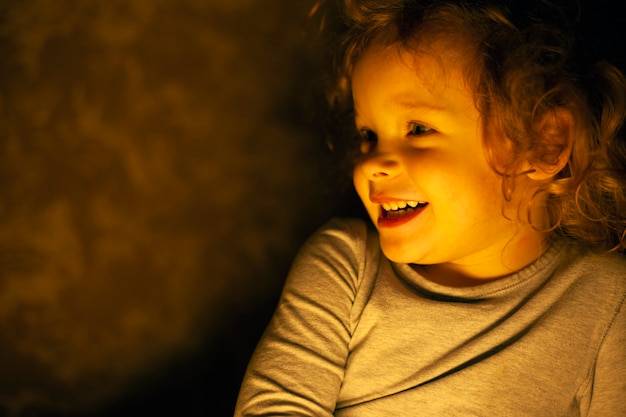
left=234, top=218, right=626, bottom=416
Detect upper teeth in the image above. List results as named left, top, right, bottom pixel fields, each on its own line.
left=381, top=201, right=423, bottom=211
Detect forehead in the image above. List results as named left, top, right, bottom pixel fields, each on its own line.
left=351, top=41, right=474, bottom=115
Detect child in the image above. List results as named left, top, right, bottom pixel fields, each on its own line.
left=234, top=0, right=626, bottom=415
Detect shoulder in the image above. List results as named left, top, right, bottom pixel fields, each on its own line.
left=568, top=249, right=626, bottom=286
left=288, top=217, right=379, bottom=290
left=299, top=217, right=374, bottom=260
left=308, top=217, right=372, bottom=241
left=558, top=247, right=626, bottom=313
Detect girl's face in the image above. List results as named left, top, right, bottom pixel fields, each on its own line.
left=351, top=42, right=547, bottom=283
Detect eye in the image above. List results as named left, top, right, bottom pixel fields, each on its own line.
left=407, top=122, right=434, bottom=136
left=358, top=129, right=377, bottom=154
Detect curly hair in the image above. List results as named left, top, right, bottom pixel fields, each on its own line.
left=314, top=0, right=626, bottom=252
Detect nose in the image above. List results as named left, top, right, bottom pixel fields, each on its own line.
left=357, top=150, right=400, bottom=181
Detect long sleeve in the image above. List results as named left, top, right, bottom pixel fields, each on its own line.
left=235, top=220, right=626, bottom=416
left=584, top=291, right=626, bottom=416
left=234, top=219, right=369, bottom=417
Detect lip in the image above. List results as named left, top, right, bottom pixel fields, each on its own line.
left=377, top=204, right=427, bottom=228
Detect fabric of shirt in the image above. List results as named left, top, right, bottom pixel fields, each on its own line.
left=234, top=218, right=626, bottom=416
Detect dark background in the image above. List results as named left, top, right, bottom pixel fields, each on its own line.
left=0, top=1, right=623, bottom=416
left=0, top=1, right=361, bottom=416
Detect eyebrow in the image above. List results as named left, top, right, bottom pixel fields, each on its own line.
left=354, top=100, right=446, bottom=121
left=395, top=98, right=447, bottom=113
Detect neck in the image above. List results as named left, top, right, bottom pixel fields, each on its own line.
left=413, top=229, right=550, bottom=288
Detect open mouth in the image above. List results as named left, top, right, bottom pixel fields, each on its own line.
left=381, top=201, right=428, bottom=218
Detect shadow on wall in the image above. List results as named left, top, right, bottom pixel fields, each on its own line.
left=0, top=0, right=360, bottom=415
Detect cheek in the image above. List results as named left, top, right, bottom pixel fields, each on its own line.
left=352, top=166, right=367, bottom=200
left=352, top=168, right=378, bottom=218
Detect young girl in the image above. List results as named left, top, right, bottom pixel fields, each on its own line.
left=234, top=0, right=626, bottom=415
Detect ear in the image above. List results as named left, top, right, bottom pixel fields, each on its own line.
left=523, top=108, right=573, bottom=181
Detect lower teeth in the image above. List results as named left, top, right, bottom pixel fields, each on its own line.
left=386, top=207, right=416, bottom=218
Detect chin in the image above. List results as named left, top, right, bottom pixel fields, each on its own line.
left=379, top=244, right=419, bottom=265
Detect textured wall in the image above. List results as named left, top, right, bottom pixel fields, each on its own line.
left=0, top=0, right=357, bottom=415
